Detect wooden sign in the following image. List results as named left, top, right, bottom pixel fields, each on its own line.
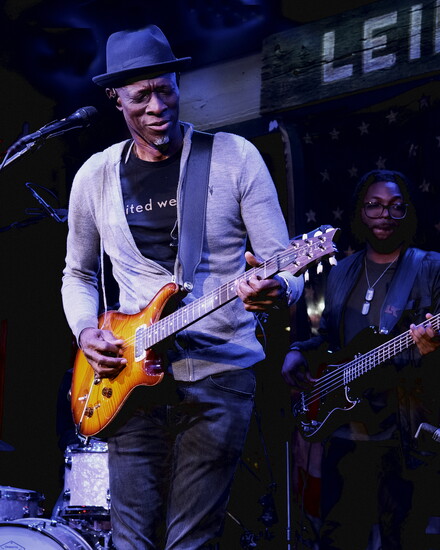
left=261, top=0, right=440, bottom=113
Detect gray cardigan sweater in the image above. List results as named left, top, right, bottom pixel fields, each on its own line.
left=62, top=123, right=303, bottom=381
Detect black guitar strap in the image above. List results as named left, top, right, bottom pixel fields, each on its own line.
left=379, top=247, right=428, bottom=334
left=178, top=130, right=214, bottom=291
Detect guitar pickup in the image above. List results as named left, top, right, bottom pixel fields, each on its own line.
left=135, top=324, right=147, bottom=361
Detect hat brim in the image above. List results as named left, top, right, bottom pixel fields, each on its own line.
left=92, top=57, right=192, bottom=87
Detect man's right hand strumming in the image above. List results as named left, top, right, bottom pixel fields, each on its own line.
left=79, top=327, right=127, bottom=378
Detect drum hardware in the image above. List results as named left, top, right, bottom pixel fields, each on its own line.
left=63, top=517, right=114, bottom=549
left=60, top=440, right=110, bottom=516
left=53, top=439, right=114, bottom=548
left=0, top=486, right=45, bottom=521
left=0, top=517, right=94, bottom=549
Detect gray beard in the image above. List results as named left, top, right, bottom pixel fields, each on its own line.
left=153, top=135, right=170, bottom=149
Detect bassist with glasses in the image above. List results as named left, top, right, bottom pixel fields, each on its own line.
left=283, top=169, right=440, bottom=550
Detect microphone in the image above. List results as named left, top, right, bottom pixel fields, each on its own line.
left=7, top=106, right=99, bottom=154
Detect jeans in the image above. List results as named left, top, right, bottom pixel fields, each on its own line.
left=107, top=368, right=256, bottom=550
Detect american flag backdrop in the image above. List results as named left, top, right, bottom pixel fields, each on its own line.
left=292, top=83, right=440, bottom=258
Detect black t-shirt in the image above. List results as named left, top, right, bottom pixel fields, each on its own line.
left=120, top=143, right=181, bottom=272
left=344, top=257, right=397, bottom=345
left=339, top=258, right=399, bottom=438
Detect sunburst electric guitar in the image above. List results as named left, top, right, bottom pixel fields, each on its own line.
left=292, top=312, right=440, bottom=441
left=71, top=225, right=338, bottom=437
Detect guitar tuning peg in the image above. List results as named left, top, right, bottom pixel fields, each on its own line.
left=329, top=256, right=338, bottom=266
left=304, top=270, right=309, bottom=282
left=314, top=230, right=323, bottom=237
left=316, top=262, right=323, bottom=274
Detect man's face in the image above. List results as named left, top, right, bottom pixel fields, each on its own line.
left=115, top=73, right=180, bottom=149
left=360, top=180, right=407, bottom=252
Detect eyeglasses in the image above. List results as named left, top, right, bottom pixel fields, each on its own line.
left=363, top=202, right=408, bottom=219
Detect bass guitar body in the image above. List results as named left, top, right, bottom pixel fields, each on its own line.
left=292, top=327, right=392, bottom=441
left=71, top=282, right=181, bottom=437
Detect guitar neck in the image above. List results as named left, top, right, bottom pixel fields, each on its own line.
left=144, top=252, right=287, bottom=349
left=344, top=312, right=440, bottom=383
left=144, top=232, right=334, bottom=349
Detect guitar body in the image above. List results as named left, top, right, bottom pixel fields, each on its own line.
left=71, top=282, right=181, bottom=437
left=293, top=327, right=392, bottom=441
left=295, top=362, right=361, bottom=441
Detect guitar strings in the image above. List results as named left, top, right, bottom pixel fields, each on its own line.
left=298, top=314, right=440, bottom=410
left=117, top=235, right=334, bottom=351
left=79, top=232, right=336, bottom=431
left=300, top=331, right=412, bottom=408
left=79, top=239, right=330, bottom=430
left=303, top=316, right=440, bottom=407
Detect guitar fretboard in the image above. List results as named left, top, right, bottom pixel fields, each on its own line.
left=343, top=313, right=440, bottom=384
left=295, top=312, right=440, bottom=417
left=142, top=232, right=335, bottom=350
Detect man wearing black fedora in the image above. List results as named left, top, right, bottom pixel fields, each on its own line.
left=62, top=25, right=303, bottom=549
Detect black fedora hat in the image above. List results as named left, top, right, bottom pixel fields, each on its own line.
left=93, top=25, right=192, bottom=87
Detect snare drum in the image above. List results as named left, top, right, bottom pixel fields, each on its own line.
left=0, top=518, right=93, bottom=549
left=60, top=440, right=110, bottom=519
left=0, top=486, right=44, bottom=520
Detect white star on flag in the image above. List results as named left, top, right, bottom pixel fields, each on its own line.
left=419, top=180, right=430, bottom=192
left=348, top=166, right=358, bottom=178
left=320, top=169, right=330, bottom=182
left=419, top=95, right=430, bottom=109
left=333, top=207, right=344, bottom=220
left=408, top=144, right=419, bottom=157
left=358, top=121, right=370, bottom=135
left=386, top=110, right=398, bottom=123
left=376, top=156, right=387, bottom=169
left=305, top=210, right=317, bottom=223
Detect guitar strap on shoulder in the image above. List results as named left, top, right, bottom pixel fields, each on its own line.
left=178, top=130, right=214, bottom=292
left=379, top=247, right=428, bottom=334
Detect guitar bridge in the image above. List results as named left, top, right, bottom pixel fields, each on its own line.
left=292, top=393, right=308, bottom=416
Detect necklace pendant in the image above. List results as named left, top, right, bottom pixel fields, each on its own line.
left=365, top=287, right=375, bottom=301
left=362, top=301, right=371, bottom=315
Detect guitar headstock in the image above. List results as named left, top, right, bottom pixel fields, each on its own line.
left=282, top=225, right=339, bottom=278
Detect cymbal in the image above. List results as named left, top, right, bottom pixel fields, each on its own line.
left=0, top=440, right=14, bottom=451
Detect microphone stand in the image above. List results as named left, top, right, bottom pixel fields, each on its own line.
left=25, top=182, right=68, bottom=223
left=0, top=140, right=41, bottom=171
left=0, top=182, right=67, bottom=233
left=0, top=132, right=68, bottom=228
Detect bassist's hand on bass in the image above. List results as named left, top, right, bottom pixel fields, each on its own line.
left=410, top=313, right=440, bottom=356
left=281, top=350, right=314, bottom=390
left=79, top=327, right=127, bottom=379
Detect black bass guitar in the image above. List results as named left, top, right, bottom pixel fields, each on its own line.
left=292, top=313, right=440, bottom=441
